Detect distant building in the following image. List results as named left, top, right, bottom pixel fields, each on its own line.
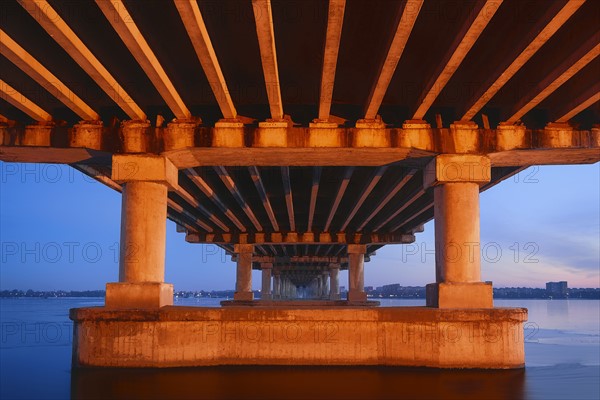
left=546, top=281, right=568, bottom=298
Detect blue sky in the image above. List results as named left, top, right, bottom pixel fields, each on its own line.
left=0, top=161, right=598, bottom=291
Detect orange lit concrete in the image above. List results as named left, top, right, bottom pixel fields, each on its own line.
left=71, top=306, right=527, bottom=369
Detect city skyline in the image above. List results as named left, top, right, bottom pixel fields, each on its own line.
left=1, top=162, right=599, bottom=291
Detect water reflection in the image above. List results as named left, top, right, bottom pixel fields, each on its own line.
left=71, top=365, right=526, bottom=400
left=546, top=300, right=569, bottom=318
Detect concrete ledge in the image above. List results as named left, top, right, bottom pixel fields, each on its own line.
left=71, top=306, right=526, bottom=369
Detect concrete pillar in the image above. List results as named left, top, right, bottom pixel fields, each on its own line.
left=234, top=244, right=254, bottom=301
left=347, top=244, right=367, bottom=302
left=273, top=270, right=281, bottom=299
left=329, top=263, right=340, bottom=300
left=261, top=263, right=272, bottom=300
left=321, top=270, right=330, bottom=299
left=316, top=275, right=322, bottom=298
left=106, top=155, right=177, bottom=309
left=424, top=154, right=493, bottom=308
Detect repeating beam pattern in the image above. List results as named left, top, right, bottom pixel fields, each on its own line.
left=174, top=0, right=237, bottom=119
left=187, top=231, right=415, bottom=245
left=461, top=0, right=585, bottom=121
left=339, top=166, right=387, bottom=231
left=364, top=0, right=423, bottom=120
left=174, top=185, right=230, bottom=232
left=373, top=188, right=425, bottom=231
left=356, top=169, right=416, bottom=231
left=17, top=0, right=146, bottom=120
left=0, top=29, right=99, bottom=121
left=507, top=42, right=600, bottom=123
left=413, top=0, right=502, bottom=119
left=0, top=79, right=52, bottom=121
left=390, top=203, right=433, bottom=232
left=95, top=0, right=191, bottom=119
left=213, top=166, right=263, bottom=231
left=185, top=169, right=246, bottom=231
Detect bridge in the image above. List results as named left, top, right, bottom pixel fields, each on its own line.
left=1, top=0, right=598, bottom=368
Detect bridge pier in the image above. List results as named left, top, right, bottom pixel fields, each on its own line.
left=347, top=244, right=367, bottom=302
left=424, top=154, right=493, bottom=308
left=261, top=263, right=272, bottom=300
left=329, top=263, right=341, bottom=300
left=234, top=244, right=254, bottom=301
left=105, top=155, right=176, bottom=309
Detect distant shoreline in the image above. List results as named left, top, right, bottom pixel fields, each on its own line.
left=1, top=287, right=599, bottom=300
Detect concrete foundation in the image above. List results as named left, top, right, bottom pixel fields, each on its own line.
left=70, top=306, right=526, bottom=369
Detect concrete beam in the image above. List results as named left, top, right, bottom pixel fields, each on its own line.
left=186, top=232, right=415, bottom=245
left=339, top=166, right=387, bottom=231
left=18, top=0, right=145, bottom=120
left=185, top=169, right=246, bottom=231
left=413, top=0, right=502, bottom=119
left=172, top=184, right=230, bottom=232
left=174, top=0, right=237, bottom=119
left=281, top=166, right=296, bottom=231
left=364, top=0, right=423, bottom=119
left=318, top=0, right=346, bottom=121
left=307, top=167, right=322, bottom=231
left=373, top=188, right=425, bottom=231
left=506, top=40, right=600, bottom=123
left=250, top=256, right=349, bottom=264
left=461, top=0, right=585, bottom=120
left=96, top=0, right=190, bottom=119
left=213, top=166, right=263, bottom=231
left=0, top=79, right=52, bottom=122
left=356, top=169, right=416, bottom=231
left=249, top=166, right=280, bottom=231
left=252, top=0, right=284, bottom=119
left=0, top=29, right=99, bottom=121
left=324, top=167, right=354, bottom=231
left=556, top=90, right=600, bottom=123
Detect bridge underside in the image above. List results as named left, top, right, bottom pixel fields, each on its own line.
left=1, top=0, right=598, bottom=368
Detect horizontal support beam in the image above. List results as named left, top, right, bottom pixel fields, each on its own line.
left=186, top=231, right=415, bottom=245
left=2, top=127, right=598, bottom=167
left=250, top=256, right=349, bottom=264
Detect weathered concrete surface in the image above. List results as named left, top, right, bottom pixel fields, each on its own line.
left=70, top=306, right=526, bottom=369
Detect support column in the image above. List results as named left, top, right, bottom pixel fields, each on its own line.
left=321, top=270, right=330, bottom=299
left=316, top=275, right=322, bottom=298
left=234, top=244, right=254, bottom=301
left=261, top=263, right=272, bottom=300
left=273, top=270, right=281, bottom=299
left=347, top=244, right=367, bottom=302
left=106, top=155, right=177, bottom=309
left=329, top=263, right=340, bottom=300
left=424, top=154, right=493, bottom=308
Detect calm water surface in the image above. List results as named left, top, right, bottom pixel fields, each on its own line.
left=0, top=298, right=598, bottom=399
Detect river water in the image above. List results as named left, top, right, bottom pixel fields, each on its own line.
left=0, top=298, right=598, bottom=399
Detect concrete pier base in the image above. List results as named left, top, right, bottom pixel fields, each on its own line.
left=426, top=282, right=493, bottom=309
left=70, top=306, right=526, bottom=369
left=105, top=283, right=173, bottom=309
